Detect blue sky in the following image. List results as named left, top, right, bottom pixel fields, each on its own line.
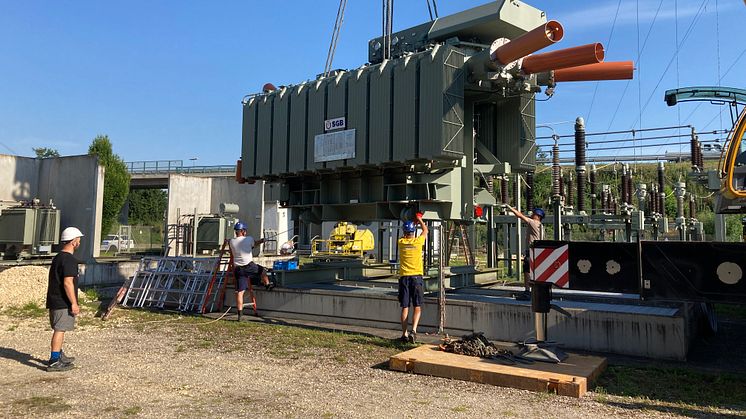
left=0, top=0, right=744, bottom=165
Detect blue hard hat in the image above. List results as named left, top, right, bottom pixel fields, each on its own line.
left=533, top=208, right=545, bottom=219
left=402, top=221, right=416, bottom=233
left=234, top=221, right=247, bottom=231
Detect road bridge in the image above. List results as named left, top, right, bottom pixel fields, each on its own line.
left=127, top=160, right=236, bottom=189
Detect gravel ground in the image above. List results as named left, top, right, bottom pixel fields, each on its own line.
left=0, top=266, right=50, bottom=309
left=1, top=305, right=740, bottom=419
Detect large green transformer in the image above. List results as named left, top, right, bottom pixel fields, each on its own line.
left=241, top=1, right=549, bottom=222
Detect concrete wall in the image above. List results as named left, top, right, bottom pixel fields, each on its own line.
left=0, top=154, right=39, bottom=201
left=0, top=154, right=104, bottom=260
left=247, top=287, right=691, bottom=360
left=37, top=155, right=105, bottom=260
left=209, top=177, right=263, bottom=240
left=166, top=174, right=263, bottom=254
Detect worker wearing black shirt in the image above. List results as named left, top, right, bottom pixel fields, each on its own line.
left=45, top=227, right=83, bottom=372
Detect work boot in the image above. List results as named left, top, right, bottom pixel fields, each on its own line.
left=59, top=350, right=75, bottom=363
left=47, top=359, right=74, bottom=372
left=408, top=331, right=417, bottom=344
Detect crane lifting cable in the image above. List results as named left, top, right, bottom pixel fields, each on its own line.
left=425, top=0, right=439, bottom=20
left=382, top=0, right=394, bottom=60
left=323, top=0, right=348, bottom=78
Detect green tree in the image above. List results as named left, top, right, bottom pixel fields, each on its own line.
left=128, top=189, right=167, bottom=225
left=88, top=135, right=130, bottom=235
left=33, top=147, right=60, bottom=158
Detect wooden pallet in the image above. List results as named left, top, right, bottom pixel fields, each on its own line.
left=389, top=344, right=607, bottom=398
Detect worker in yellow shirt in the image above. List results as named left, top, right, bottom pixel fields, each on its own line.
left=397, top=212, right=428, bottom=343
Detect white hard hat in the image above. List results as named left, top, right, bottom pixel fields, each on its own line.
left=61, top=227, right=84, bottom=242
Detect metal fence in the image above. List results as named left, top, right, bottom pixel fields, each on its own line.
left=126, top=160, right=235, bottom=175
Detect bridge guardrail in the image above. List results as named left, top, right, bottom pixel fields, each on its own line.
left=126, top=160, right=235, bottom=175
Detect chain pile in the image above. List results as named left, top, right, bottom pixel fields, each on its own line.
left=439, top=332, right=535, bottom=365
left=440, top=332, right=509, bottom=358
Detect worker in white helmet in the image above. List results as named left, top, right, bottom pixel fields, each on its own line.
left=45, top=227, right=84, bottom=372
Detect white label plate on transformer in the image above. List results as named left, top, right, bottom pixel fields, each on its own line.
left=314, top=129, right=356, bottom=162
left=324, top=116, right=346, bottom=132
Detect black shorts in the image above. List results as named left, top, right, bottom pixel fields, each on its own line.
left=398, top=276, right=424, bottom=308
left=235, top=262, right=265, bottom=291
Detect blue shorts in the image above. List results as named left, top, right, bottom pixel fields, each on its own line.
left=235, top=262, right=264, bottom=291
left=398, top=276, right=424, bottom=308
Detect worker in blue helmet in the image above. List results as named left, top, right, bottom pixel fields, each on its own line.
left=229, top=220, right=274, bottom=321
left=397, top=212, right=428, bottom=343
left=506, top=205, right=545, bottom=291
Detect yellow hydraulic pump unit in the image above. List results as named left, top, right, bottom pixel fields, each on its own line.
left=312, top=222, right=374, bottom=258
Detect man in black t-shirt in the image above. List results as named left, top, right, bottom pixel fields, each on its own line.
left=45, top=226, right=84, bottom=372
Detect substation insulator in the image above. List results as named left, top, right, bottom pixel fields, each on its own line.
left=512, top=177, right=519, bottom=209
left=500, top=177, right=508, bottom=204
left=552, top=142, right=561, bottom=197
left=690, top=137, right=698, bottom=171
left=657, top=162, right=665, bottom=191
left=689, top=194, right=696, bottom=219
left=589, top=165, right=597, bottom=214
left=626, top=172, right=633, bottom=207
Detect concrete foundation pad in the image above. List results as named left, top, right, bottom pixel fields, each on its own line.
left=247, top=284, right=693, bottom=360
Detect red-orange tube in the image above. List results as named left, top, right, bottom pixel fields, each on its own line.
left=492, top=20, right=564, bottom=65
left=554, top=61, right=634, bottom=82
left=521, top=43, right=604, bottom=74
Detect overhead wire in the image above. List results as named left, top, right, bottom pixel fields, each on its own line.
left=634, top=0, right=642, bottom=167
left=538, top=130, right=728, bottom=148
left=675, top=0, right=682, bottom=155
left=627, top=0, right=710, bottom=131
left=602, top=0, right=664, bottom=141
left=557, top=139, right=722, bottom=153
left=0, top=141, right=18, bottom=154
left=585, top=0, right=622, bottom=125
left=537, top=124, right=692, bottom=140
left=715, top=0, right=723, bottom=129
left=676, top=44, right=746, bottom=132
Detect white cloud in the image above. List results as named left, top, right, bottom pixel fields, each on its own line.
left=552, top=0, right=733, bottom=32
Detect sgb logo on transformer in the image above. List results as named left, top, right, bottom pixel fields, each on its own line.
left=324, top=117, right=346, bottom=132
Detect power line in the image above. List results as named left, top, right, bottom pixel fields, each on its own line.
left=538, top=130, right=728, bottom=147
left=679, top=46, right=746, bottom=126
left=557, top=138, right=722, bottom=153
left=627, top=0, right=710, bottom=131
left=586, top=0, right=622, bottom=125
left=536, top=124, right=692, bottom=140
left=0, top=141, right=18, bottom=155
left=601, top=0, right=664, bottom=139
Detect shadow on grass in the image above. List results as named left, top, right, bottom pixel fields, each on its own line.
left=0, top=347, right=48, bottom=371
left=595, top=365, right=746, bottom=416
left=600, top=398, right=739, bottom=419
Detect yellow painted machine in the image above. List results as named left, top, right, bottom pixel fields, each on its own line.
left=311, top=222, right=375, bottom=259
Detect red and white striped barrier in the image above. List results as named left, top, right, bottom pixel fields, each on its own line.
left=530, top=244, right=570, bottom=288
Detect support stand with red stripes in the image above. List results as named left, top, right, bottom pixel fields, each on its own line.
left=518, top=242, right=573, bottom=363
